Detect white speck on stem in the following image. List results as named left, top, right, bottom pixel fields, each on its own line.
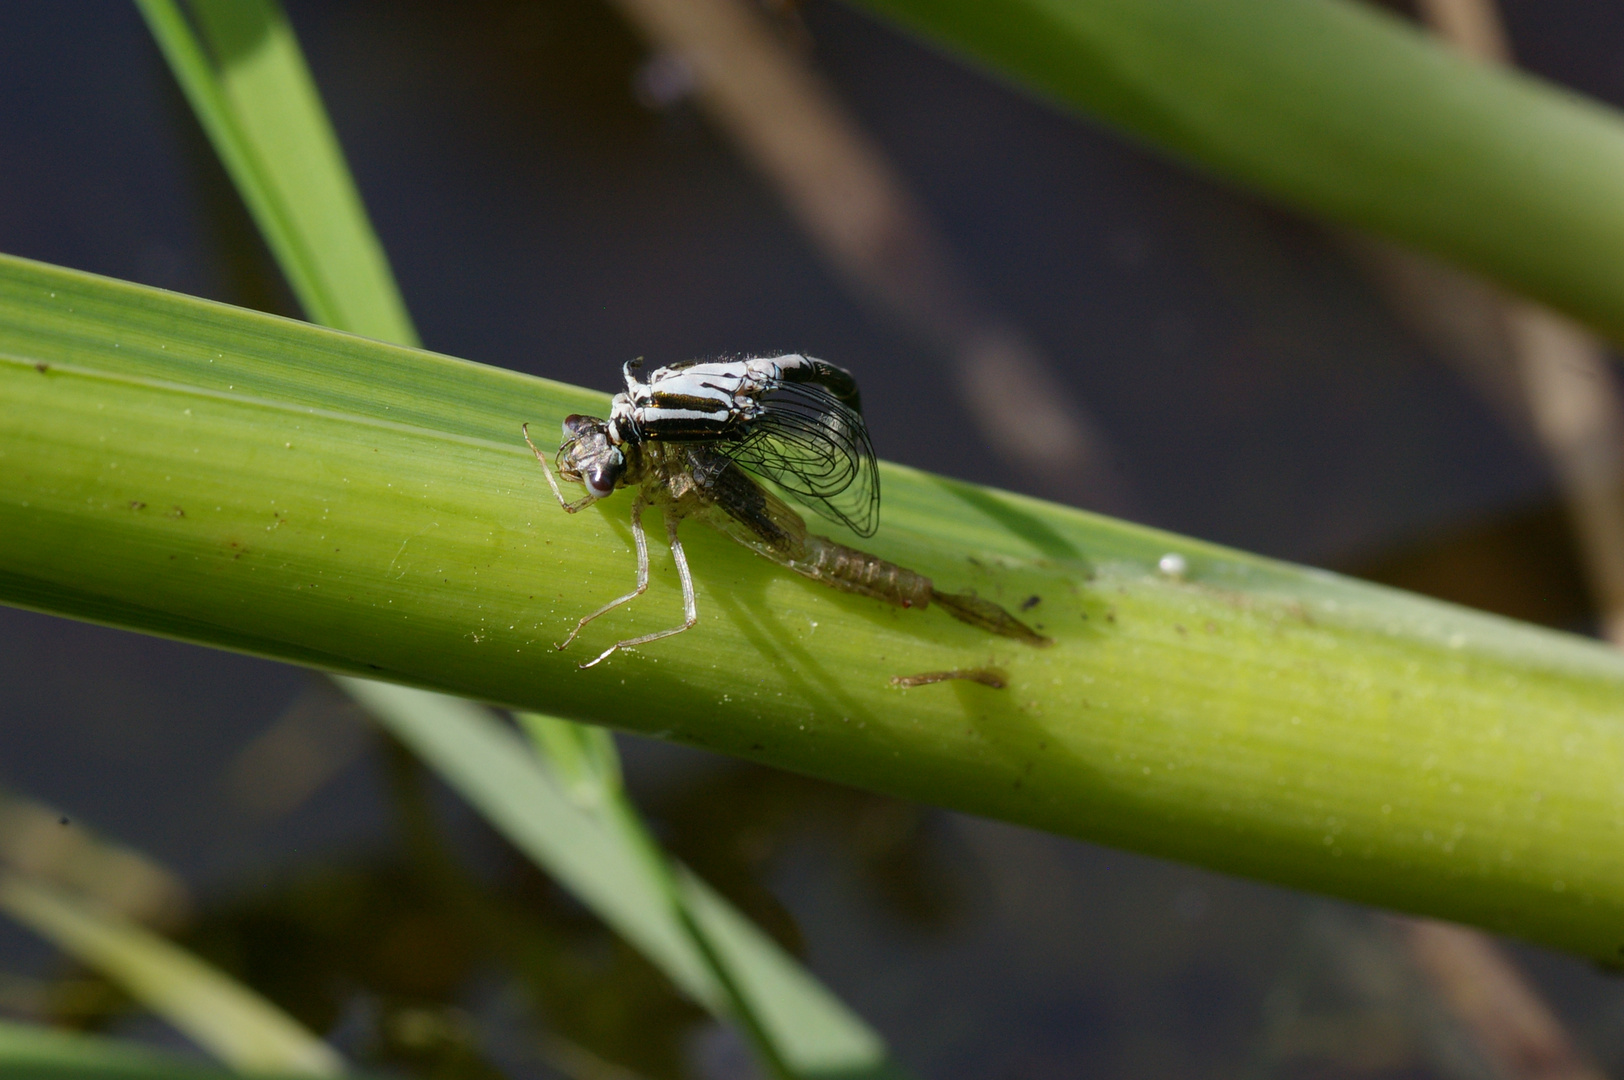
left=1158, top=553, right=1187, bottom=578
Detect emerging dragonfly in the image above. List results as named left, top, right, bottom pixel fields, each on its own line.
left=525, top=354, right=1049, bottom=668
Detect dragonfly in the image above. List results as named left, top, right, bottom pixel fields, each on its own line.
left=525, top=353, right=1050, bottom=668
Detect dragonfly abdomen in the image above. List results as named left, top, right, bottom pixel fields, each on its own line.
left=792, top=535, right=934, bottom=609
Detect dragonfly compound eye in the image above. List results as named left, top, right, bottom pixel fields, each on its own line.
left=583, top=450, right=625, bottom=499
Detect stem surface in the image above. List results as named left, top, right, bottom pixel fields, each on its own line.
left=3, top=253, right=1624, bottom=960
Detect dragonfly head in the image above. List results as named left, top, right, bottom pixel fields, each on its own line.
left=558, top=415, right=626, bottom=499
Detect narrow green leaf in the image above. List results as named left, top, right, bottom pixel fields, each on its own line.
left=847, top=0, right=1624, bottom=343
left=0, top=787, right=189, bottom=927
left=342, top=679, right=896, bottom=1078
left=515, top=711, right=624, bottom=809
left=514, top=709, right=814, bottom=1080
left=0, top=876, right=343, bottom=1076
left=134, top=0, right=414, bottom=343
left=5, top=252, right=1624, bottom=963
left=0, top=1019, right=329, bottom=1080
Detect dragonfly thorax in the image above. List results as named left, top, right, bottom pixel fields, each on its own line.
left=572, top=353, right=878, bottom=535
left=610, top=353, right=861, bottom=444
left=610, top=364, right=759, bottom=444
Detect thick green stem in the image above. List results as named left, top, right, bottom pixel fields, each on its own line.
left=4, top=252, right=1624, bottom=960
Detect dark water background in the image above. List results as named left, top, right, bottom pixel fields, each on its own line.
left=2, top=2, right=1624, bottom=1076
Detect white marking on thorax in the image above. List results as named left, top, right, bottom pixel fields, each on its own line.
left=618, top=355, right=817, bottom=438
left=641, top=407, right=727, bottom=423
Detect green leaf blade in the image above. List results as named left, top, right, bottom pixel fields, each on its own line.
left=848, top=0, right=1624, bottom=342
left=0, top=877, right=343, bottom=1076
left=0, top=1019, right=330, bottom=1080
left=135, top=0, right=415, bottom=344
left=345, top=680, right=893, bottom=1076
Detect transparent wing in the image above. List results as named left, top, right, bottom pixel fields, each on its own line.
left=725, top=381, right=880, bottom=537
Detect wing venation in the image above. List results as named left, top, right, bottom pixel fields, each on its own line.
left=725, top=381, right=880, bottom=537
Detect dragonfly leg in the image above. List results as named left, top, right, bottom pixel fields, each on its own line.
left=523, top=422, right=597, bottom=513
left=579, top=512, right=699, bottom=668
left=558, top=493, right=650, bottom=651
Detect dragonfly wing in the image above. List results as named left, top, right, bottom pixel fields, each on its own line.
left=688, top=446, right=810, bottom=561
left=727, top=382, right=881, bottom=537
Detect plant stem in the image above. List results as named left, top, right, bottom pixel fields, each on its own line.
left=5, top=252, right=1624, bottom=961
